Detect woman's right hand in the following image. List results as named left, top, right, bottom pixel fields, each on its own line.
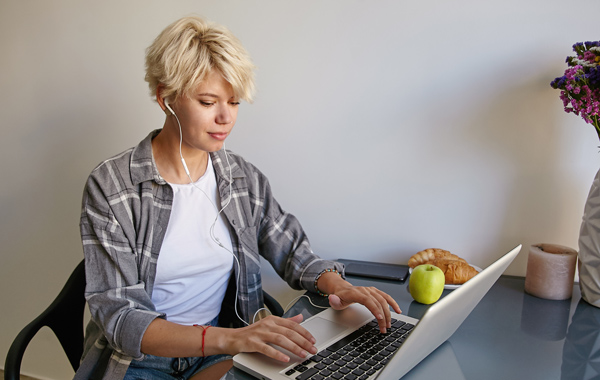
left=215, top=314, right=318, bottom=362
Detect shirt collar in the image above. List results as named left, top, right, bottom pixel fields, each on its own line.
left=129, top=129, right=246, bottom=186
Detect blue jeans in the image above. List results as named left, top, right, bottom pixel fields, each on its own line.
left=124, top=316, right=231, bottom=380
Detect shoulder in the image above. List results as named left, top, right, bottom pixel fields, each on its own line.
left=89, top=147, right=135, bottom=177
left=86, top=130, right=158, bottom=190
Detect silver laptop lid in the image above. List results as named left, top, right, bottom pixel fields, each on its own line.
left=376, top=245, right=522, bottom=379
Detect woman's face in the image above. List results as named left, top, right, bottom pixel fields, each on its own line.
left=168, top=69, right=239, bottom=154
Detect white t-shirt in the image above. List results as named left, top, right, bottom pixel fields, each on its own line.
left=152, top=155, right=234, bottom=325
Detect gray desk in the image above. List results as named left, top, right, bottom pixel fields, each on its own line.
left=229, top=275, right=599, bottom=380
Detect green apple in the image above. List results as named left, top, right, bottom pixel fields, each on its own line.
left=409, top=264, right=445, bottom=304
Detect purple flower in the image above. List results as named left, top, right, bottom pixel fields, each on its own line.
left=552, top=41, right=600, bottom=134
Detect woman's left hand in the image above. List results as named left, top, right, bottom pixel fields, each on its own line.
left=316, top=271, right=401, bottom=333
left=328, top=285, right=401, bottom=333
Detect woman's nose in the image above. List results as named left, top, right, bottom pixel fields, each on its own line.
left=216, top=105, right=233, bottom=125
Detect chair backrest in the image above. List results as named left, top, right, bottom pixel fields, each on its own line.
left=4, top=260, right=86, bottom=380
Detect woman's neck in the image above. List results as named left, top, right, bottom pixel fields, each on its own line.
left=151, top=128, right=209, bottom=184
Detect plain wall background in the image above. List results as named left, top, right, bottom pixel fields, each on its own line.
left=2, top=0, right=600, bottom=378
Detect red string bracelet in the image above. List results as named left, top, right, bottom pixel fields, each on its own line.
left=193, top=324, right=211, bottom=357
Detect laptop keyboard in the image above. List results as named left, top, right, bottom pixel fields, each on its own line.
left=284, top=318, right=415, bottom=380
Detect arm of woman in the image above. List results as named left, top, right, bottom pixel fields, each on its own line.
left=140, top=314, right=318, bottom=362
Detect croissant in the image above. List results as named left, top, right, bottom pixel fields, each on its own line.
left=443, top=262, right=479, bottom=285
left=408, top=248, right=467, bottom=268
left=408, top=248, right=478, bottom=285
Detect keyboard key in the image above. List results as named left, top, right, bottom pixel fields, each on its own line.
left=310, top=355, right=323, bottom=363
left=285, top=369, right=296, bottom=376
left=295, top=367, right=319, bottom=380
left=318, top=350, right=333, bottom=358
left=359, top=364, right=372, bottom=371
left=352, top=357, right=365, bottom=365
left=327, top=330, right=364, bottom=352
left=339, top=367, right=351, bottom=374
left=320, top=369, right=332, bottom=377
left=352, top=368, right=365, bottom=376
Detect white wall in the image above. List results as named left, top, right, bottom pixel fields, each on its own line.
left=1, top=0, right=599, bottom=378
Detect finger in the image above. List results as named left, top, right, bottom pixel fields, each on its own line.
left=368, top=288, right=392, bottom=331
left=352, top=288, right=388, bottom=332
left=375, top=288, right=402, bottom=314
left=331, top=287, right=395, bottom=333
left=279, top=315, right=315, bottom=344
left=263, top=324, right=318, bottom=358
left=328, top=294, right=347, bottom=310
left=287, top=314, right=304, bottom=324
left=254, top=341, right=293, bottom=362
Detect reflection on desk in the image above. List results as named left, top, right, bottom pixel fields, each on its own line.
left=562, top=299, right=600, bottom=380
left=401, top=341, right=466, bottom=380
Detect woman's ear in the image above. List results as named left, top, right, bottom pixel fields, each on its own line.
left=156, top=85, right=172, bottom=116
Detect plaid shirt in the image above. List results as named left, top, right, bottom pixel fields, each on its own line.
left=74, top=130, right=344, bottom=379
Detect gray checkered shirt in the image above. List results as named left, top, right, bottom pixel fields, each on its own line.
left=74, top=130, right=344, bottom=379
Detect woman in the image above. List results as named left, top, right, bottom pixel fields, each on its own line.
left=75, top=16, right=401, bottom=380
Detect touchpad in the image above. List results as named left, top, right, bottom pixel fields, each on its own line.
left=302, top=317, right=348, bottom=346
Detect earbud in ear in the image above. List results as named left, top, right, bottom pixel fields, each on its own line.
left=164, top=102, right=175, bottom=116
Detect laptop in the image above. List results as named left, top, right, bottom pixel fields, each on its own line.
left=233, top=245, right=521, bottom=380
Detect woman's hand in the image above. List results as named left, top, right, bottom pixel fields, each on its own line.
left=217, top=314, right=318, bottom=362
left=317, top=272, right=402, bottom=333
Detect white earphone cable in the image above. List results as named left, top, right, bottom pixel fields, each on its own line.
left=172, top=107, right=252, bottom=326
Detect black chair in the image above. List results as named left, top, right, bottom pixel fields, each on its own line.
left=5, top=259, right=284, bottom=379
left=4, top=260, right=86, bottom=380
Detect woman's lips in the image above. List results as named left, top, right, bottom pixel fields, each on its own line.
left=209, top=132, right=228, bottom=141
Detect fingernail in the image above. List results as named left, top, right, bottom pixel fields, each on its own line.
left=378, top=314, right=384, bottom=320
left=300, top=350, right=308, bottom=358
left=311, top=346, right=318, bottom=354
left=311, top=337, right=317, bottom=344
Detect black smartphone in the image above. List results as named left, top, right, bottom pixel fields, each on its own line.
left=337, top=259, right=409, bottom=282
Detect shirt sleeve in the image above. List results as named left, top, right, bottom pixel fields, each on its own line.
left=80, top=166, right=164, bottom=360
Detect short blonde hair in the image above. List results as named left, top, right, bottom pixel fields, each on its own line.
left=145, top=16, right=256, bottom=103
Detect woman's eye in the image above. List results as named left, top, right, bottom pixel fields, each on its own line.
left=230, top=102, right=240, bottom=106
left=200, top=101, right=214, bottom=107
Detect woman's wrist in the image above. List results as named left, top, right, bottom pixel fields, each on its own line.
left=316, top=270, right=352, bottom=296
left=202, top=326, right=234, bottom=357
